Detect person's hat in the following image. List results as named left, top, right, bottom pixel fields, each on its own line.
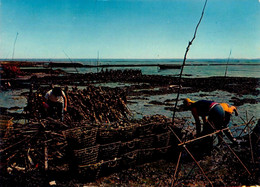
left=183, top=98, right=195, bottom=106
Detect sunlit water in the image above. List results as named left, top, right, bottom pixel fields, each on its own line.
left=10, top=58, right=260, bottom=78
left=1, top=59, right=259, bottom=137
left=127, top=90, right=259, bottom=139
left=72, top=59, right=260, bottom=78
left=0, top=89, right=27, bottom=113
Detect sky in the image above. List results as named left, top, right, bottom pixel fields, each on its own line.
left=0, top=0, right=259, bottom=59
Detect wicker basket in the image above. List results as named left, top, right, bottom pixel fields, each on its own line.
left=74, top=145, right=99, bottom=166
left=97, top=128, right=121, bottom=144
left=155, top=145, right=172, bottom=158
left=63, top=126, right=98, bottom=149
left=121, top=150, right=139, bottom=169
left=99, top=157, right=121, bottom=177
left=119, top=138, right=140, bottom=155
left=153, top=122, right=170, bottom=134
left=78, top=162, right=102, bottom=181
left=154, top=131, right=171, bottom=148
left=136, top=123, right=154, bottom=137
left=120, top=123, right=138, bottom=141
left=139, top=134, right=155, bottom=149
left=98, top=141, right=121, bottom=161
left=137, top=148, right=156, bottom=165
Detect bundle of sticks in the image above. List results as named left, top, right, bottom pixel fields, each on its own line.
left=25, top=85, right=131, bottom=125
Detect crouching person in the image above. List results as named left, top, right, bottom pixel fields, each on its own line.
left=45, top=86, right=67, bottom=121
left=182, top=98, right=237, bottom=145
left=220, top=103, right=238, bottom=145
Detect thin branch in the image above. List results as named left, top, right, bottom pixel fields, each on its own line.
left=169, top=0, right=210, bottom=185
left=224, top=49, right=232, bottom=77
left=169, top=128, right=213, bottom=186
left=248, top=125, right=255, bottom=164
left=63, top=50, right=79, bottom=74
left=207, top=120, right=251, bottom=175
left=172, top=0, right=208, bottom=122
left=12, top=32, right=19, bottom=60
left=238, top=116, right=254, bottom=137
left=178, top=122, right=246, bottom=146
left=171, top=151, right=182, bottom=187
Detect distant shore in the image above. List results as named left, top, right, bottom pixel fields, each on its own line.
left=1, top=60, right=260, bottom=68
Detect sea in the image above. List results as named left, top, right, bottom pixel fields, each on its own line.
left=7, top=58, right=260, bottom=78
left=1, top=58, right=259, bottom=138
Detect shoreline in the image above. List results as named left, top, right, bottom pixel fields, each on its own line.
left=0, top=65, right=259, bottom=186
left=1, top=69, right=259, bottom=120
left=1, top=70, right=259, bottom=94
left=1, top=60, right=260, bottom=68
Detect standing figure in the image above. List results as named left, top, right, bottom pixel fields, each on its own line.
left=45, top=86, right=67, bottom=121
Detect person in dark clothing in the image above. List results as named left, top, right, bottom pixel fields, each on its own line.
left=220, top=103, right=238, bottom=144
left=183, top=98, right=236, bottom=144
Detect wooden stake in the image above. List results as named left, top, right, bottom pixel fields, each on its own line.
left=44, top=141, right=48, bottom=171
left=171, top=151, right=182, bottom=187
left=169, top=127, right=213, bottom=187
left=207, top=121, right=251, bottom=175
left=178, top=122, right=246, bottom=146
left=248, top=122, right=255, bottom=164
left=172, top=0, right=208, bottom=122
left=238, top=116, right=254, bottom=137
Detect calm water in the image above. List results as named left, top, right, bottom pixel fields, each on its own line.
left=7, top=58, right=260, bottom=78
left=1, top=59, right=259, bottom=130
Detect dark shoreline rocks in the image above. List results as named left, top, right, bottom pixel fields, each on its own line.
left=0, top=66, right=259, bottom=186
left=1, top=69, right=259, bottom=94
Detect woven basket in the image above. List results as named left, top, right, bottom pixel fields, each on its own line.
left=137, top=148, right=156, bottom=165
left=120, top=124, right=138, bottom=141
left=119, top=138, right=140, bottom=155
left=74, top=145, right=99, bottom=166
left=97, top=128, right=120, bottom=144
left=155, top=145, right=172, bottom=158
left=121, top=150, right=139, bottom=169
left=98, top=141, right=121, bottom=161
left=154, top=131, right=171, bottom=148
left=78, top=162, right=102, bottom=181
left=63, top=126, right=98, bottom=149
left=139, top=134, right=155, bottom=149
left=136, top=123, right=154, bottom=137
left=99, top=157, right=121, bottom=177
left=153, top=122, right=170, bottom=134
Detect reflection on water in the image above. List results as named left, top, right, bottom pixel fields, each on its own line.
left=128, top=90, right=259, bottom=139
left=0, top=89, right=27, bottom=113
left=74, top=64, right=260, bottom=78
left=45, top=59, right=260, bottom=78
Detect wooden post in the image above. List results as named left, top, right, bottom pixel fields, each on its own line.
left=44, top=141, right=48, bottom=171
left=169, top=127, right=213, bottom=187
left=207, top=121, right=251, bottom=175
left=171, top=151, right=182, bottom=187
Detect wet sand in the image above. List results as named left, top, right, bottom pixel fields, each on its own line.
left=0, top=62, right=259, bottom=186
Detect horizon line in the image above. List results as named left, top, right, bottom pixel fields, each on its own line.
left=1, top=57, right=260, bottom=60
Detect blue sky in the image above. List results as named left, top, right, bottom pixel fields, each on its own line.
left=0, top=0, right=259, bottom=59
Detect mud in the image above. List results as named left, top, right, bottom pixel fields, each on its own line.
left=0, top=62, right=259, bottom=186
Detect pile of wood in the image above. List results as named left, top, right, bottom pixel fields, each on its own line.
left=0, top=85, right=185, bottom=184
left=63, top=115, right=182, bottom=181
left=66, top=85, right=130, bottom=123
left=0, top=114, right=183, bottom=182
left=25, top=85, right=130, bottom=125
